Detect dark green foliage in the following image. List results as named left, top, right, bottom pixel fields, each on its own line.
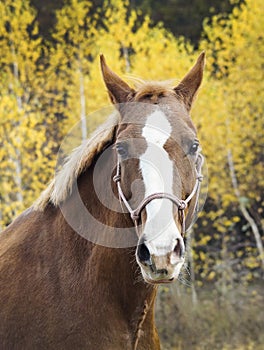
left=134, top=0, right=235, bottom=45
left=31, top=0, right=236, bottom=45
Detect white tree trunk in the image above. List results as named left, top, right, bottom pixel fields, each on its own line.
left=227, top=149, right=264, bottom=270
left=12, top=46, right=24, bottom=205
left=186, top=229, right=198, bottom=305
left=79, top=69, right=87, bottom=142
left=122, top=44, right=131, bottom=73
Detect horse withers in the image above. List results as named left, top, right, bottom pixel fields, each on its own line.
left=0, top=53, right=205, bottom=349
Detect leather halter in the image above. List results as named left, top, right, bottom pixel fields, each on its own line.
left=113, top=153, right=204, bottom=234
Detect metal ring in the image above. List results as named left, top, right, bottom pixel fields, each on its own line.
left=113, top=174, right=121, bottom=183
left=178, top=200, right=187, bottom=210
left=131, top=212, right=140, bottom=221
left=197, top=175, right=203, bottom=182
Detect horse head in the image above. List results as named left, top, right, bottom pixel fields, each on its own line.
left=100, top=54, right=205, bottom=284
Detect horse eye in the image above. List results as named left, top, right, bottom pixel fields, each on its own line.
left=189, top=141, right=199, bottom=155
left=116, top=142, right=128, bottom=158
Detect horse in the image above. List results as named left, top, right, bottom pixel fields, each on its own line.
left=0, top=53, right=205, bottom=349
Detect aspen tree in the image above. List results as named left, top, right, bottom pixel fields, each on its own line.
left=195, top=0, right=264, bottom=281
left=0, top=0, right=54, bottom=228
left=50, top=0, right=99, bottom=140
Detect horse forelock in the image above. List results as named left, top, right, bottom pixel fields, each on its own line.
left=34, top=112, right=120, bottom=211
left=133, top=80, right=176, bottom=101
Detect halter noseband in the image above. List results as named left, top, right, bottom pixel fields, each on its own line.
left=113, top=153, right=204, bottom=234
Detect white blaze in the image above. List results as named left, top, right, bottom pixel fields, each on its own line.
left=140, top=110, right=182, bottom=256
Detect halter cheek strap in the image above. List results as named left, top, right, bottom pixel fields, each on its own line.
left=113, top=153, right=204, bottom=234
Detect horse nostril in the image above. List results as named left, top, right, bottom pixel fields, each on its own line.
left=174, top=238, right=185, bottom=258
left=137, top=243, right=151, bottom=265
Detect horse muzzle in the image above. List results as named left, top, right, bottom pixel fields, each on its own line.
left=136, top=237, right=185, bottom=284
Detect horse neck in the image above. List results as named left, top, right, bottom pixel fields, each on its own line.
left=90, top=245, right=157, bottom=318
left=58, top=150, right=157, bottom=319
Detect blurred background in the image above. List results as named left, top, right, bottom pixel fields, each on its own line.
left=0, top=0, right=263, bottom=349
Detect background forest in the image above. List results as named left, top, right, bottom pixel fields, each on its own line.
left=0, top=0, right=263, bottom=349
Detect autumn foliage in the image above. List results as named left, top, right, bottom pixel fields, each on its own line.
left=0, top=0, right=263, bottom=348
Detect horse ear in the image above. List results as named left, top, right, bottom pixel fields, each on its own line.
left=174, top=52, right=205, bottom=111
left=100, top=54, right=135, bottom=104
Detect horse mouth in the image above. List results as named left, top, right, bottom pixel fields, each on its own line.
left=140, top=266, right=177, bottom=284
left=144, top=277, right=175, bottom=285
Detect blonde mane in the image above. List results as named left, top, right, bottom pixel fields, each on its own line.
left=34, top=112, right=119, bottom=211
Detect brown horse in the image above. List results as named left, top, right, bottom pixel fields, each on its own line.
left=0, top=53, right=205, bottom=349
